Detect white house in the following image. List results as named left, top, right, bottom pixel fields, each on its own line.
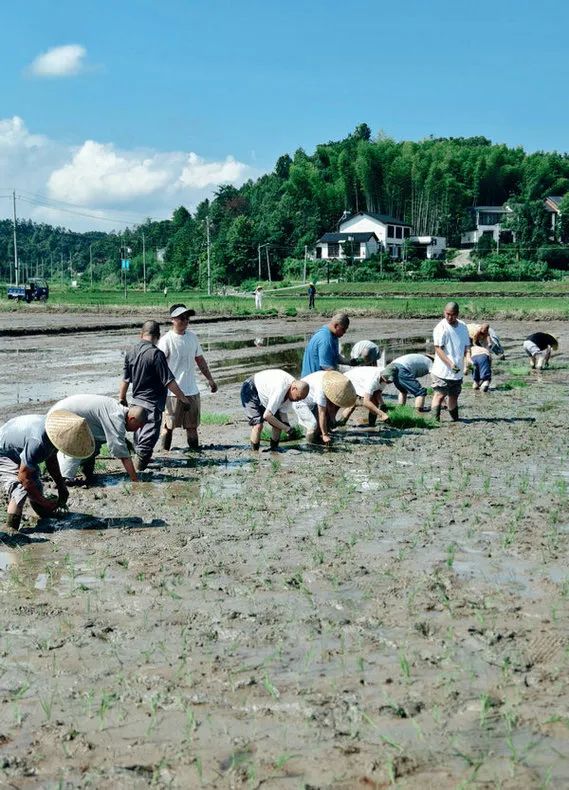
left=314, top=211, right=413, bottom=260
left=314, top=231, right=379, bottom=261
left=409, top=236, right=447, bottom=259
left=460, top=206, right=513, bottom=247
left=544, top=195, right=564, bottom=240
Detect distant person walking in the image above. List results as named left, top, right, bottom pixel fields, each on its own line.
left=523, top=332, right=558, bottom=370
left=301, top=313, right=351, bottom=377
left=307, top=283, right=316, bottom=309
left=430, top=302, right=471, bottom=422
left=158, top=304, right=218, bottom=451
left=254, top=285, right=264, bottom=309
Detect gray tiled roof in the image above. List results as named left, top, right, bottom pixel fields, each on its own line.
left=318, top=232, right=378, bottom=243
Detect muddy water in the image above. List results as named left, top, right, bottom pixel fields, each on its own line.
left=0, top=316, right=568, bottom=787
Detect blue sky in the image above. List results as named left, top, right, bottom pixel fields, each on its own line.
left=0, top=0, right=567, bottom=230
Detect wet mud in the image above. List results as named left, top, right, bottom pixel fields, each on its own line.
left=0, top=316, right=568, bottom=787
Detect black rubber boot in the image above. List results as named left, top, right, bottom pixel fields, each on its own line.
left=368, top=413, right=377, bottom=427
left=6, top=513, right=22, bottom=532
left=81, top=455, right=96, bottom=482
left=250, top=442, right=260, bottom=451
left=187, top=439, right=200, bottom=452
left=135, top=455, right=150, bottom=472
left=269, top=439, right=280, bottom=451
left=449, top=407, right=459, bottom=422
left=433, top=404, right=442, bottom=422
left=160, top=431, right=172, bottom=451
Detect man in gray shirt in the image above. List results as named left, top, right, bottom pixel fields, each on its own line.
left=119, top=320, right=191, bottom=471
left=382, top=353, right=433, bottom=412
left=48, top=395, right=147, bottom=484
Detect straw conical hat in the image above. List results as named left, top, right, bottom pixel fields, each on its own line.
left=45, top=410, right=95, bottom=459
left=323, top=371, right=357, bottom=408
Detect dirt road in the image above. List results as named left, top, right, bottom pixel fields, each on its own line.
left=0, top=317, right=567, bottom=787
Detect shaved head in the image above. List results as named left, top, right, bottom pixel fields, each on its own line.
left=141, top=320, right=161, bottom=340
left=289, top=380, right=309, bottom=402
left=126, top=405, right=148, bottom=431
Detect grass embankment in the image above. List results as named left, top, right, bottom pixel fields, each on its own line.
left=2, top=281, right=569, bottom=320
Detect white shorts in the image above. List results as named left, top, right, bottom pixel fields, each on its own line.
left=523, top=340, right=541, bottom=357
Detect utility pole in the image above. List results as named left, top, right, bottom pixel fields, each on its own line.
left=303, top=245, right=308, bottom=283
left=257, top=244, right=262, bottom=280
left=90, top=244, right=93, bottom=289
left=12, top=191, right=19, bottom=286
left=265, top=245, right=271, bottom=283
left=142, top=232, right=147, bottom=292
left=206, top=216, right=211, bottom=296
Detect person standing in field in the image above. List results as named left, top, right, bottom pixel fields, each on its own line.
left=301, top=313, right=351, bottom=377
left=158, top=304, right=218, bottom=451
left=382, top=353, right=433, bottom=411
left=430, top=302, right=471, bottom=422
left=307, top=283, right=316, bottom=309
left=523, top=331, right=558, bottom=370
left=119, top=320, right=193, bottom=471
left=254, top=285, right=264, bottom=309
left=240, top=369, right=308, bottom=451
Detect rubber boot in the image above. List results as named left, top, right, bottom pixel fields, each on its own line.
left=433, top=404, right=442, bottom=422
left=250, top=442, right=260, bottom=451
left=135, top=455, right=149, bottom=472
left=81, top=455, right=96, bottom=482
left=187, top=439, right=200, bottom=452
left=449, top=407, right=459, bottom=422
left=368, top=413, right=377, bottom=427
left=6, top=513, right=22, bottom=532
left=160, top=431, right=172, bottom=451
left=269, top=439, right=280, bottom=451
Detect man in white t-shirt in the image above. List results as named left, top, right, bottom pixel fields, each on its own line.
left=158, top=304, right=218, bottom=450
left=240, top=369, right=308, bottom=450
left=431, top=302, right=471, bottom=422
left=338, top=366, right=390, bottom=427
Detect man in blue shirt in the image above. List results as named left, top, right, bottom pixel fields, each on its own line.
left=301, top=313, right=351, bottom=377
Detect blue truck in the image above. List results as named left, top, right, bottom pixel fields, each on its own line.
left=7, top=278, right=49, bottom=302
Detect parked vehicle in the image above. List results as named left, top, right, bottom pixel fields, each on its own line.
left=7, top=278, right=49, bottom=302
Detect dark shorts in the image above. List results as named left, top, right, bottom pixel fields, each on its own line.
left=240, top=378, right=290, bottom=428
left=472, top=355, right=492, bottom=383
left=392, top=365, right=427, bottom=398
left=431, top=375, right=462, bottom=397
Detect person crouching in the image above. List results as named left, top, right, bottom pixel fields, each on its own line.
left=293, top=371, right=356, bottom=444
left=241, top=369, right=308, bottom=451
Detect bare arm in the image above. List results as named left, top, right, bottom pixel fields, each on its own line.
left=195, top=355, right=218, bottom=392
left=362, top=393, right=389, bottom=419
left=118, top=380, right=129, bottom=404
left=434, top=345, right=457, bottom=371
left=45, top=453, right=69, bottom=505
left=120, top=456, right=138, bottom=482
left=167, top=379, right=191, bottom=403
left=317, top=405, right=332, bottom=444
left=263, top=411, right=291, bottom=434
left=18, top=466, right=58, bottom=511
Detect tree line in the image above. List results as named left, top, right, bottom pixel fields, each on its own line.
left=1, top=124, right=569, bottom=287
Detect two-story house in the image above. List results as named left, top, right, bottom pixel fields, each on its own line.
left=315, top=211, right=413, bottom=260
left=460, top=206, right=514, bottom=247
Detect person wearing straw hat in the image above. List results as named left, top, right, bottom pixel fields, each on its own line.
left=158, top=304, right=218, bottom=451
left=48, top=395, right=147, bottom=484
left=293, top=370, right=356, bottom=444
left=0, top=410, right=94, bottom=532
left=240, top=369, right=309, bottom=451
left=119, top=320, right=193, bottom=471
left=301, top=313, right=351, bottom=377
left=523, top=331, right=558, bottom=370
left=381, top=354, right=433, bottom=411
left=254, top=285, right=264, bottom=309
left=338, top=366, right=390, bottom=427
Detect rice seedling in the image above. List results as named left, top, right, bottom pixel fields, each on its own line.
left=384, top=404, right=438, bottom=429
left=260, top=425, right=303, bottom=441
left=200, top=411, right=233, bottom=425
left=497, top=378, right=529, bottom=390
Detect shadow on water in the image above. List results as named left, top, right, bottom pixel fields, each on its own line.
left=461, top=416, right=536, bottom=424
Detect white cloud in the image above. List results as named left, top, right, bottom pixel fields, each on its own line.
left=27, top=44, right=87, bottom=78
left=0, top=116, right=258, bottom=231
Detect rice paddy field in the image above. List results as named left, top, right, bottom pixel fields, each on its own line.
left=0, top=313, right=568, bottom=788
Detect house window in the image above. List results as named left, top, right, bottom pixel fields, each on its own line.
left=316, top=247, right=322, bottom=259
left=328, top=243, right=339, bottom=258
left=387, top=225, right=394, bottom=238
left=395, top=226, right=402, bottom=239
left=478, top=211, right=503, bottom=226
left=403, top=227, right=410, bottom=238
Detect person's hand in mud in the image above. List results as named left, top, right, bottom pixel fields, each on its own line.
left=56, top=482, right=70, bottom=508
left=321, top=432, right=332, bottom=445
left=285, top=426, right=296, bottom=440
left=30, top=494, right=63, bottom=518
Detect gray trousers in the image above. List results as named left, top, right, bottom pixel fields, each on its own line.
left=134, top=405, right=163, bottom=462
